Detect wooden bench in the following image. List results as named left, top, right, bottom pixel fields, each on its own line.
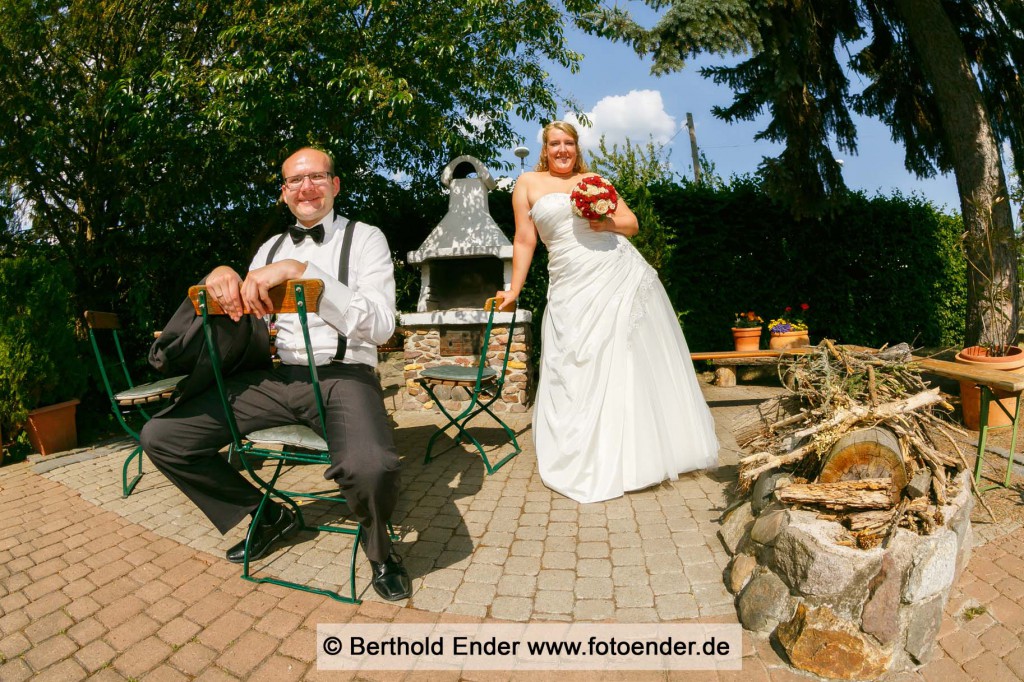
left=690, top=348, right=814, bottom=386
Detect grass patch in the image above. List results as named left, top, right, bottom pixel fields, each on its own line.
left=962, top=605, right=987, bottom=620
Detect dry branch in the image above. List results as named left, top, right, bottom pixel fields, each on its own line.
left=739, top=442, right=819, bottom=484
left=776, top=478, right=896, bottom=510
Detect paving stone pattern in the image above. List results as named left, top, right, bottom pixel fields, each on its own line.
left=1, top=382, right=1023, bottom=679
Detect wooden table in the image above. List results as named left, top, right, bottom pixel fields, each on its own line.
left=912, top=356, right=1024, bottom=491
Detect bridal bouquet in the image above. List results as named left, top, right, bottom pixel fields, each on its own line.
left=570, top=176, right=618, bottom=221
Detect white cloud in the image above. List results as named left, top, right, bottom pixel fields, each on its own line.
left=494, top=176, right=516, bottom=191
left=545, top=90, right=677, bottom=153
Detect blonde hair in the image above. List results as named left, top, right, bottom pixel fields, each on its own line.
left=535, top=121, right=589, bottom=174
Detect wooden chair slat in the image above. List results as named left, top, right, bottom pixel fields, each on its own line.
left=118, top=390, right=177, bottom=406
left=188, top=279, right=324, bottom=316
left=84, top=311, right=121, bottom=330
left=484, top=296, right=516, bottom=313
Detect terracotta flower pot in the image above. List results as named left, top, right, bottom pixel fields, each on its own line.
left=25, top=399, right=80, bottom=456
left=769, top=330, right=810, bottom=350
left=954, top=345, right=1024, bottom=430
left=731, top=327, right=761, bottom=352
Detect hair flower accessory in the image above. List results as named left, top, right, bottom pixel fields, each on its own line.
left=570, top=176, right=618, bottom=221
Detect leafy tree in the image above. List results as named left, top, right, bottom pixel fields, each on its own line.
left=588, top=137, right=676, bottom=276
left=581, top=0, right=1024, bottom=348
left=0, top=0, right=589, bottom=327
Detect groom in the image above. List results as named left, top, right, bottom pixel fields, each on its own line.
left=141, top=147, right=411, bottom=601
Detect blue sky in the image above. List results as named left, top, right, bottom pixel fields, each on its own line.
left=494, top=18, right=964, bottom=214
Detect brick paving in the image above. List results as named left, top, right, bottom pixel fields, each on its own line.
left=2, top=381, right=1024, bottom=679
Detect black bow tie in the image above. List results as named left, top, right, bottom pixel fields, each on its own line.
left=288, top=223, right=325, bottom=245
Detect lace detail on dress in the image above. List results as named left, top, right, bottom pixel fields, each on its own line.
left=627, top=268, right=660, bottom=346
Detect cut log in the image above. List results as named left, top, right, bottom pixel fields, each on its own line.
left=905, top=468, right=932, bottom=499
left=844, top=497, right=930, bottom=531
left=818, top=426, right=908, bottom=494
left=845, top=508, right=898, bottom=532
left=714, top=367, right=736, bottom=387
left=776, top=478, right=896, bottom=510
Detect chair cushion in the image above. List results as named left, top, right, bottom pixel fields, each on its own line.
left=115, top=375, right=186, bottom=404
left=246, top=424, right=328, bottom=451
left=419, top=365, right=497, bottom=383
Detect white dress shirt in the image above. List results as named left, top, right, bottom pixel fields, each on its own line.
left=249, top=210, right=396, bottom=368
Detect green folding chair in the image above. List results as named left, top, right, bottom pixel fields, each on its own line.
left=84, top=311, right=185, bottom=497
left=417, top=297, right=521, bottom=474
left=189, top=278, right=392, bottom=604
left=972, top=385, right=1023, bottom=491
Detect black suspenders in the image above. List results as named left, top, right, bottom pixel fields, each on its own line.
left=265, top=218, right=356, bottom=362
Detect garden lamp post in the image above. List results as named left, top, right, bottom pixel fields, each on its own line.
left=514, top=146, right=529, bottom=173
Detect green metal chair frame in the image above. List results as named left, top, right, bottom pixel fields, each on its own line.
left=417, top=297, right=521, bottom=474
left=190, top=279, right=389, bottom=604
left=84, top=311, right=185, bottom=497
left=973, top=385, right=1023, bottom=491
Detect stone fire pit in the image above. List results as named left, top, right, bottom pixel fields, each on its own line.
left=719, top=470, right=973, bottom=679
left=399, top=154, right=533, bottom=413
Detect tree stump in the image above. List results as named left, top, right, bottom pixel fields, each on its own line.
left=818, top=426, right=908, bottom=496
left=714, top=367, right=737, bottom=387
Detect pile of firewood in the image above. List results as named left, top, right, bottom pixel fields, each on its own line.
left=732, top=341, right=988, bottom=549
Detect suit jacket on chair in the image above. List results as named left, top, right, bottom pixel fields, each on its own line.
left=149, top=285, right=271, bottom=415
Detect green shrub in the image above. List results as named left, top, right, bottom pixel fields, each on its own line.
left=655, top=179, right=966, bottom=351
left=0, top=256, right=89, bottom=433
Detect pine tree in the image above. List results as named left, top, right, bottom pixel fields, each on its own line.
left=581, top=0, right=1024, bottom=347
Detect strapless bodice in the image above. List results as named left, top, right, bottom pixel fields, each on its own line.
left=529, top=192, right=620, bottom=258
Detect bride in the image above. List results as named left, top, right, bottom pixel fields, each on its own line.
left=495, top=121, right=719, bottom=504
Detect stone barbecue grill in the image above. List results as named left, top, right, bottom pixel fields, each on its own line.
left=399, top=155, right=533, bottom=412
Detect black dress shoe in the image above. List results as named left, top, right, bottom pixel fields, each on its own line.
left=368, top=551, right=412, bottom=601
left=226, top=505, right=298, bottom=564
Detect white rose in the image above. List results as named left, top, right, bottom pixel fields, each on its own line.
left=593, top=199, right=611, bottom=215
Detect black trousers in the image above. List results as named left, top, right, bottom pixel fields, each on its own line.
left=140, top=362, right=401, bottom=562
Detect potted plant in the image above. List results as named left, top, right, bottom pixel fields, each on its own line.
left=731, top=311, right=764, bottom=352
left=0, top=256, right=89, bottom=455
left=955, top=344, right=1024, bottom=429
left=768, top=303, right=811, bottom=350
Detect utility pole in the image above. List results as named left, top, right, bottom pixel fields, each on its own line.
left=686, top=113, right=701, bottom=185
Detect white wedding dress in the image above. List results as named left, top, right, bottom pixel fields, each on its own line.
left=531, top=193, right=719, bottom=503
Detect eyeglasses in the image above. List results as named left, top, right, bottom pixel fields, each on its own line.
left=282, top=171, right=333, bottom=190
